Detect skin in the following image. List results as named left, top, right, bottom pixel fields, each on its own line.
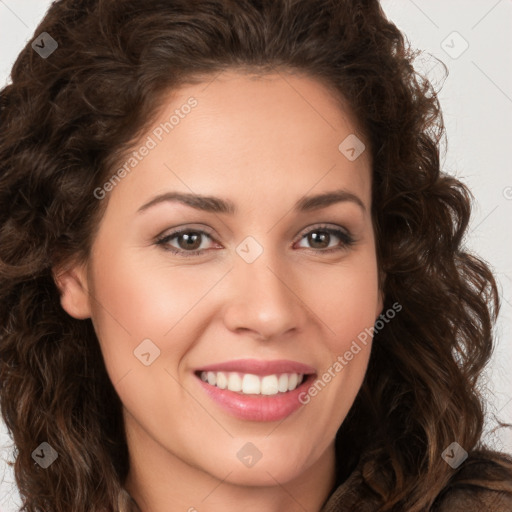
left=55, top=70, right=384, bottom=512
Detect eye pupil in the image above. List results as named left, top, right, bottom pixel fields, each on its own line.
left=308, top=231, right=329, bottom=249
left=179, top=232, right=202, bottom=250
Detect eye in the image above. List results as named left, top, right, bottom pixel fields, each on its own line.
left=155, top=224, right=355, bottom=257
left=294, top=224, right=355, bottom=253
left=155, top=227, right=218, bottom=257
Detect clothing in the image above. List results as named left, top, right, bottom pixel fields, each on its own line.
left=320, top=449, right=512, bottom=511
left=118, top=449, right=512, bottom=511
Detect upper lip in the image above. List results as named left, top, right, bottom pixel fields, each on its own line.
left=195, top=358, right=316, bottom=376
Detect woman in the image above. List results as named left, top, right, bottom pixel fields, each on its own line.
left=0, top=0, right=511, bottom=510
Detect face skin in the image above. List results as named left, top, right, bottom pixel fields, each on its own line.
left=55, top=70, right=383, bottom=512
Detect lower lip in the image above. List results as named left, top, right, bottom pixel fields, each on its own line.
left=195, top=374, right=316, bottom=422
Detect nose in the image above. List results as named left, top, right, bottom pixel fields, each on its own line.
left=222, top=246, right=308, bottom=341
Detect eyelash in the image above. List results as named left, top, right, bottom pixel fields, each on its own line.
left=155, top=224, right=355, bottom=258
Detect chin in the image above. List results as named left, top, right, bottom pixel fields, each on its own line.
left=222, top=462, right=305, bottom=487
left=201, top=445, right=312, bottom=487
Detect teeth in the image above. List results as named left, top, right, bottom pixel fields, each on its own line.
left=228, top=372, right=242, bottom=392
left=199, top=371, right=304, bottom=395
left=242, top=374, right=260, bottom=394
left=216, top=371, right=228, bottom=389
left=261, top=375, right=279, bottom=395
left=288, top=373, right=298, bottom=391
left=278, top=374, right=288, bottom=392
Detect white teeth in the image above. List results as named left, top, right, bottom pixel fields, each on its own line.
left=242, top=374, right=260, bottom=394
left=261, top=375, right=279, bottom=395
left=227, top=372, right=242, bottom=392
left=278, top=374, right=289, bottom=393
left=199, top=371, right=304, bottom=395
left=288, top=373, right=298, bottom=391
left=216, top=371, right=228, bottom=389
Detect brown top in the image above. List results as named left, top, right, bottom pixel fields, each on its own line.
left=320, top=449, right=512, bottom=511
left=118, top=450, right=512, bottom=511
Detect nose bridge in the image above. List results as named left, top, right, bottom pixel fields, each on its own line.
left=224, top=235, right=305, bottom=338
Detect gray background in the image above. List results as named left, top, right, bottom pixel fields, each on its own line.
left=1, top=0, right=511, bottom=509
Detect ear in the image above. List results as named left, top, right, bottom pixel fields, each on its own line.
left=52, top=261, right=92, bottom=320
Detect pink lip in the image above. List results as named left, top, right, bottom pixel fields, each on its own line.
left=195, top=373, right=316, bottom=422
left=194, top=358, right=316, bottom=376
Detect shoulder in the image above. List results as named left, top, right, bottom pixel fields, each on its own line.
left=432, top=449, right=512, bottom=511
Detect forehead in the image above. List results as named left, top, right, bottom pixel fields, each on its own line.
left=104, top=70, right=372, bottom=216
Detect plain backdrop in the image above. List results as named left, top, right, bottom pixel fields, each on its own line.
left=1, top=0, right=511, bottom=510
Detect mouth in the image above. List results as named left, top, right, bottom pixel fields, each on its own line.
left=195, top=370, right=307, bottom=395
left=193, top=359, right=317, bottom=422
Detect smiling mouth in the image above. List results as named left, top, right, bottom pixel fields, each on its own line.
left=193, top=362, right=317, bottom=422
left=194, top=370, right=313, bottom=395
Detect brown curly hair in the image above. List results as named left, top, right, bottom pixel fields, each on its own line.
left=0, top=0, right=510, bottom=511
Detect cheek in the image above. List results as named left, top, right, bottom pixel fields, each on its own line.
left=86, top=244, right=221, bottom=380
left=303, top=254, right=380, bottom=351
left=298, top=251, right=379, bottom=419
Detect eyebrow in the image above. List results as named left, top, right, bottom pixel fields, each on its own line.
left=136, top=188, right=366, bottom=215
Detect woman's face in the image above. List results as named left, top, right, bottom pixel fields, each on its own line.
left=58, top=70, right=382, bottom=493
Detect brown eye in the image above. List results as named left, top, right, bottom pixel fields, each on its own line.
left=305, top=230, right=331, bottom=249
left=174, top=231, right=204, bottom=251
left=295, top=226, right=354, bottom=253
left=156, top=228, right=216, bottom=257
